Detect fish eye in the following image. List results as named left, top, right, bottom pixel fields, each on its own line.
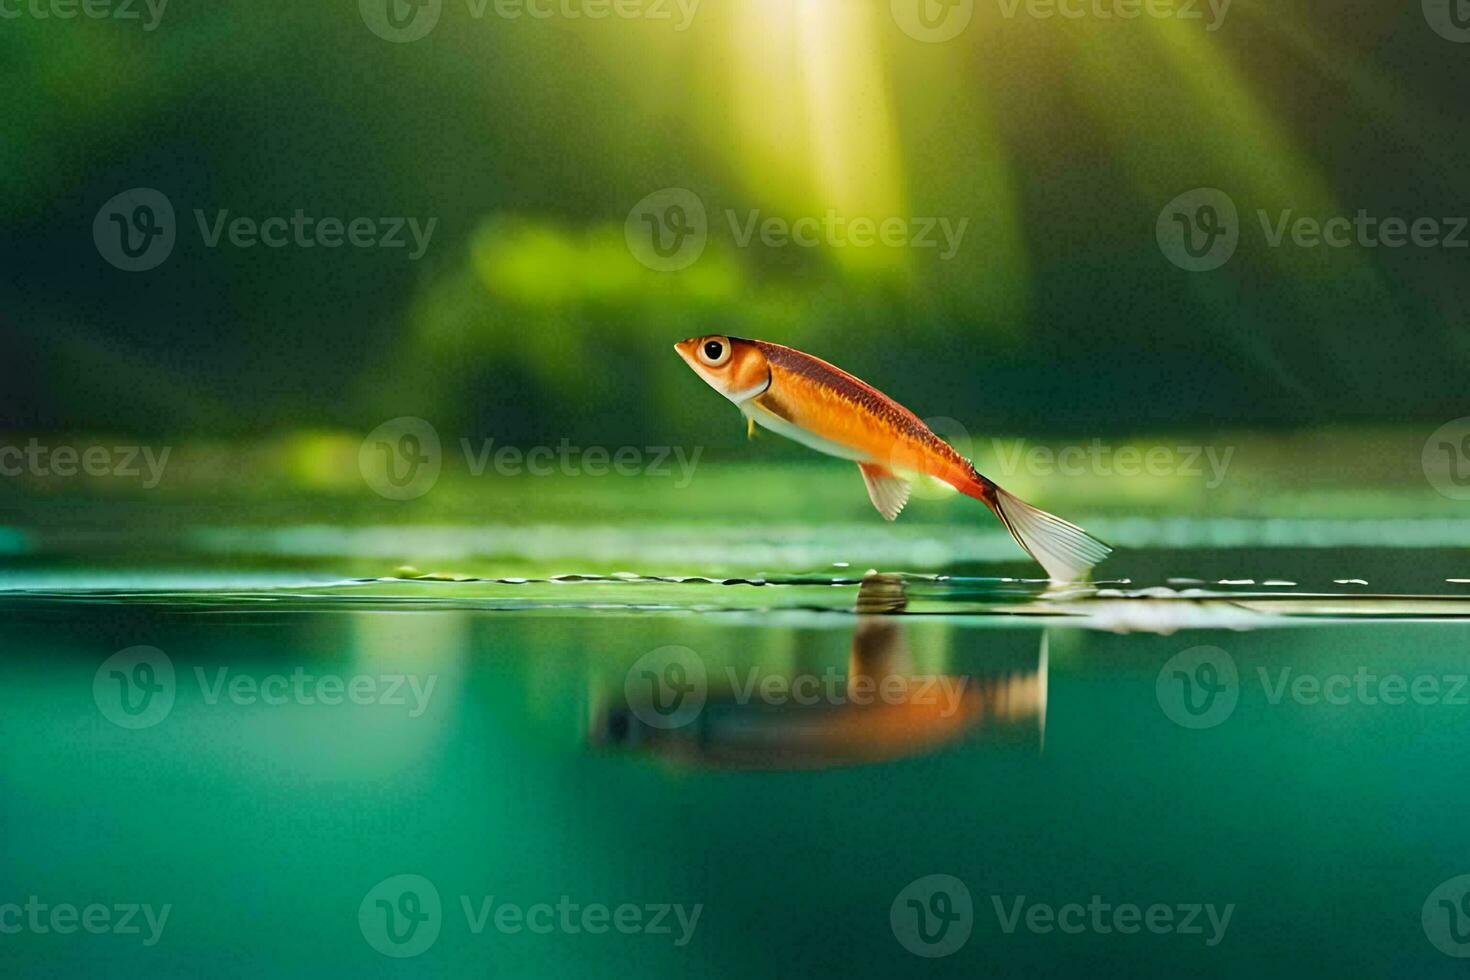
left=698, top=337, right=731, bottom=367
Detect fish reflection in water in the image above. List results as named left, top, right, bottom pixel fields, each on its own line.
left=589, top=574, right=1047, bottom=770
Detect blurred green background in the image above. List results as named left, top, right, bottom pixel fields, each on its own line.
left=3, top=0, right=1469, bottom=566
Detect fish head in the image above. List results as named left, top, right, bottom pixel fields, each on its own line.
left=674, top=335, right=771, bottom=403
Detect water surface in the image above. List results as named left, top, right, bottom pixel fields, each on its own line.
left=4, top=549, right=1470, bottom=977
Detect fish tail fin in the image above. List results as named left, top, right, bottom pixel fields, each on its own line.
left=977, top=479, right=1112, bottom=582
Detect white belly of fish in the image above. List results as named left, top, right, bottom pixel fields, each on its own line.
left=740, top=401, right=872, bottom=463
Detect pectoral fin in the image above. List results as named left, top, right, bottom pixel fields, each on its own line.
left=858, top=463, right=911, bottom=521
left=747, top=416, right=757, bottom=440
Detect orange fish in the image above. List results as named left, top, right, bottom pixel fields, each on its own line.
left=675, top=335, right=1111, bottom=581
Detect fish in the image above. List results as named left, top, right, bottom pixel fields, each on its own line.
left=674, top=335, right=1112, bottom=581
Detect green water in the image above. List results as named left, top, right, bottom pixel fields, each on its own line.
left=4, top=556, right=1470, bottom=977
